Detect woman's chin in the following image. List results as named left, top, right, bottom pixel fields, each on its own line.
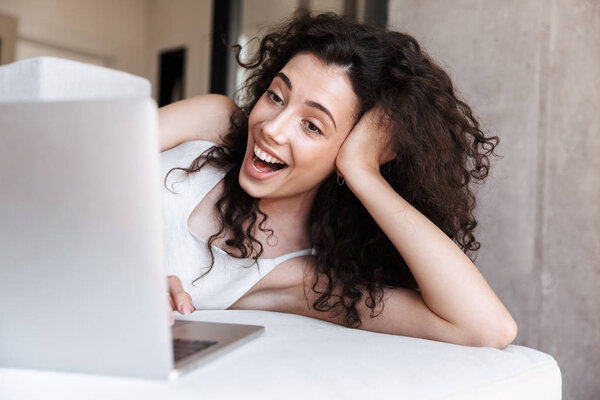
left=238, top=170, right=262, bottom=199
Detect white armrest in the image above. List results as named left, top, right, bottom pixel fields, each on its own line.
left=0, top=310, right=561, bottom=399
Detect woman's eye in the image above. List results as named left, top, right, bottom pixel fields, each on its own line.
left=303, top=120, right=322, bottom=135
left=266, top=89, right=283, bottom=105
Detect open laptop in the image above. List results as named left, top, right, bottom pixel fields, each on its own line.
left=0, top=98, right=264, bottom=381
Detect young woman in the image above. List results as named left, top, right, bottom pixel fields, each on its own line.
left=159, top=12, right=517, bottom=349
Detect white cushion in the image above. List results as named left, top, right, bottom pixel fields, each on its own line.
left=0, top=310, right=562, bottom=399
left=0, top=56, right=150, bottom=102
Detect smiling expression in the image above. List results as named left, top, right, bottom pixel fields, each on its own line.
left=238, top=52, right=359, bottom=202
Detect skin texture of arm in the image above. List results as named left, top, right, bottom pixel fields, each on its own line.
left=325, top=168, right=517, bottom=348
left=158, top=94, right=237, bottom=151
left=309, top=108, right=519, bottom=349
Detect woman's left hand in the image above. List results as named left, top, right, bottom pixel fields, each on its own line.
left=335, top=106, right=396, bottom=179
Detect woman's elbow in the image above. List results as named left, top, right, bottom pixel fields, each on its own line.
left=465, top=317, right=518, bottom=349
left=487, top=318, right=518, bottom=349
left=500, top=318, right=519, bottom=348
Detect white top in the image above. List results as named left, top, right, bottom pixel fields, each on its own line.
left=160, top=140, right=315, bottom=310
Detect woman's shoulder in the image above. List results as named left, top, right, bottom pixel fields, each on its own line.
left=160, top=140, right=218, bottom=171
left=160, top=140, right=226, bottom=199
left=158, top=94, right=239, bottom=151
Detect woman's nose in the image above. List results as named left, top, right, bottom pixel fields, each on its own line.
left=262, top=110, right=292, bottom=144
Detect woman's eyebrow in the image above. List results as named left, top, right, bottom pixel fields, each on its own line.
left=276, top=72, right=293, bottom=90
left=305, top=100, right=337, bottom=130
left=275, top=72, right=337, bottom=130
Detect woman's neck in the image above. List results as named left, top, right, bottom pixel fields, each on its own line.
left=256, top=188, right=317, bottom=250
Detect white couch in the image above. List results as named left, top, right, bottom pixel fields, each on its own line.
left=0, top=57, right=562, bottom=399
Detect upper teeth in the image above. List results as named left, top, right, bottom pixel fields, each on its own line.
left=254, top=144, right=284, bottom=164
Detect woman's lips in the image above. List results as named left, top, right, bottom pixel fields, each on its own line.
left=244, top=149, right=289, bottom=180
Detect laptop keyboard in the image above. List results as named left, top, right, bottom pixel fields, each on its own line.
left=173, top=338, right=218, bottom=362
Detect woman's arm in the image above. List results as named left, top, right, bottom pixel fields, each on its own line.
left=158, top=94, right=237, bottom=152
left=330, top=109, right=517, bottom=349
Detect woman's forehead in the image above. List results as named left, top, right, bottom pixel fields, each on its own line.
left=277, top=53, right=359, bottom=127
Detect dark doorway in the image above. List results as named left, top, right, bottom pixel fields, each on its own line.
left=158, top=47, right=186, bottom=107
left=210, top=0, right=240, bottom=96
left=364, top=0, right=388, bottom=27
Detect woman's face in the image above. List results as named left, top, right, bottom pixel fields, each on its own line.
left=239, top=52, right=359, bottom=201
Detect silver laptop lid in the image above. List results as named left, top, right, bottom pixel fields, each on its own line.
left=0, top=98, right=173, bottom=379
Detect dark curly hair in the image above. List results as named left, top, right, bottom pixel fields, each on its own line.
left=166, top=11, right=499, bottom=328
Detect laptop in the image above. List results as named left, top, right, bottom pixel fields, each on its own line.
left=0, top=98, right=265, bottom=381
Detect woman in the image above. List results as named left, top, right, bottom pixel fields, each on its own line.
left=160, top=12, right=517, bottom=348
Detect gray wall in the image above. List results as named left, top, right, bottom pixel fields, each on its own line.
left=388, top=1, right=599, bottom=399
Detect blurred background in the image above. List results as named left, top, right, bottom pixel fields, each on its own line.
left=0, top=0, right=387, bottom=104
left=0, top=1, right=598, bottom=399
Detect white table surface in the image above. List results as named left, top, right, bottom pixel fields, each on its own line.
left=0, top=310, right=561, bottom=400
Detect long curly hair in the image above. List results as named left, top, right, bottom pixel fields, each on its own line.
left=166, top=11, right=499, bottom=328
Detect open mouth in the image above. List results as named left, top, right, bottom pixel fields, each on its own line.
left=251, top=144, right=289, bottom=173
left=251, top=155, right=288, bottom=172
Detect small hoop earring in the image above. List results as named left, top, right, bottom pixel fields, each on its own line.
left=336, top=174, right=345, bottom=186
